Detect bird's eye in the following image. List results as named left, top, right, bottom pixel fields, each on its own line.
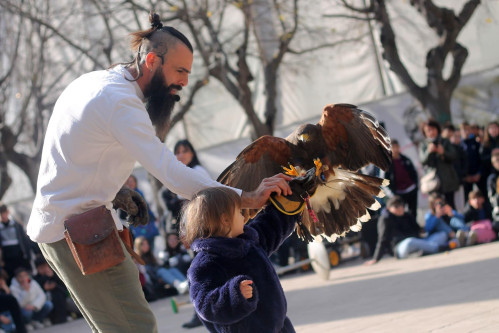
left=320, top=173, right=326, bottom=182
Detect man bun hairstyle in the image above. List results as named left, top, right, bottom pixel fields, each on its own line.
left=111, top=12, right=193, bottom=79
left=129, top=12, right=193, bottom=58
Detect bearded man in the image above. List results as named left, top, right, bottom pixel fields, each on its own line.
left=27, top=13, right=290, bottom=333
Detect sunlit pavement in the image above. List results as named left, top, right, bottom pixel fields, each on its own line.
left=37, top=241, right=499, bottom=332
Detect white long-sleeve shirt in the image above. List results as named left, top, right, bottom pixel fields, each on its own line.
left=27, top=66, right=239, bottom=243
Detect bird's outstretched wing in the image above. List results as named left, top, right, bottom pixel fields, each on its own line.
left=217, top=135, right=295, bottom=192
left=319, top=103, right=391, bottom=171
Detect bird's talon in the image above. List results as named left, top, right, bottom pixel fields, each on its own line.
left=314, top=158, right=322, bottom=176
left=283, top=164, right=299, bottom=177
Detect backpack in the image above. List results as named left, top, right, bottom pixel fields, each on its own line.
left=470, top=219, right=497, bottom=243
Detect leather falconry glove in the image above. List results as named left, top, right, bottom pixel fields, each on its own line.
left=112, top=187, right=149, bottom=227
left=269, top=164, right=324, bottom=216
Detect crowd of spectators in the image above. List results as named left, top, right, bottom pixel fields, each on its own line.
left=0, top=203, right=81, bottom=332
left=367, top=119, right=499, bottom=264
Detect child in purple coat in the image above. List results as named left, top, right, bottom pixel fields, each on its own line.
left=181, top=187, right=297, bottom=333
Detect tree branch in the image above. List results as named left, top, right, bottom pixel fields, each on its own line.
left=0, top=10, right=22, bottom=86
left=339, top=0, right=375, bottom=13
left=288, top=36, right=367, bottom=55
left=374, top=0, right=424, bottom=101
left=1, top=0, right=105, bottom=68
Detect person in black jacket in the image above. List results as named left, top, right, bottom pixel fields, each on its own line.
left=463, top=189, right=493, bottom=224
left=384, top=140, right=419, bottom=219
left=365, top=196, right=448, bottom=265
left=0, top=204, right=33, bottom=283
left=0, top=268, right=27, bottom=333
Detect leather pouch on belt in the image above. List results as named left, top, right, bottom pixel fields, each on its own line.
left=64, top=206, right=125, bottom=275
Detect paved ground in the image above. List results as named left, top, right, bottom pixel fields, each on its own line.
left=36, top=241, right=499, bottom=333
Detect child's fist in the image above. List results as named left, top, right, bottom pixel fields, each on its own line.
left=240, top=280, right=253, bottom=299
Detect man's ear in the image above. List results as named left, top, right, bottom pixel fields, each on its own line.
left=144, top=52, right=159, bottom=72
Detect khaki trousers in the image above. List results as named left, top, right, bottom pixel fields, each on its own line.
left=39, top=239, right=157, bottom=333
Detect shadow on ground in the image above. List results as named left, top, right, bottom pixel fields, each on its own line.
left=286, top=257, right=499, bottom=326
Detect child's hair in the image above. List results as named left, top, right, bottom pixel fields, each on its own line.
left=134, top=236, right=159, bottom=266
left=14, top=267, right=29, bottom=278
left=468, top=189, right=484, bottom=200
left=386, top=195, right=404, bottom=208
left=34, top=257, right=48, bottom=269
left=134, top=236, right=149, bottom=256
left=428, top=192, right=446, bottom=214
left=180, top=187, right=241, bottom=245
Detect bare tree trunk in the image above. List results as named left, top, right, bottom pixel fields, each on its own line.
left=340, top=0, right=481, bottom=123
left=0, top=152, right=12, bottom=198
left=251, top=0, right=281, bottom=130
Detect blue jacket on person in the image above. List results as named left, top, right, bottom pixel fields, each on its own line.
left=188, top=205, right=297, bottom=333
left=425, top=210, right=467, bottom=234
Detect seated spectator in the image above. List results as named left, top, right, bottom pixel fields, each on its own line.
left=134, top=236, right=188, bottom=295
left=486, top=148, right=499, bottom=236
left=0, top=268, right=27, bottom=333
left=0, top=204, right=33, bottom=282
left=425, top=193, right=471, bottom=247
left=10, top=267, right=53, bottom=330
left=463, top=189, right=492, bottom=224
left=0, top=311, right=15, bottom=333
left=135, top=260, right=158, bottom=303
left=463, top=190, right=496, bottom=244
left=365, top=196, right=449, bottom=264
left=33, top=257, right=80, bottom=324
left=160, top=232, right=192, bottom=276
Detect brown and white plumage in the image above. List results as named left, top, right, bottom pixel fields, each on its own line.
left=217, top=103, right=392, bottom=242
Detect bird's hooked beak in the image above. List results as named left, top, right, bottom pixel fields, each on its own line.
left=298, top=133, right=310, bottom=142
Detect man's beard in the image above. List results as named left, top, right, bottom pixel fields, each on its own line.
left=144, top=68, right=182, bottom=141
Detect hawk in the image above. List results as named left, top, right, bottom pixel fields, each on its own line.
left=217, top=103, right=392, bottom=242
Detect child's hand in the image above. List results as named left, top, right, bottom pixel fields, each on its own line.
left=240, top=280, right=253, bottom=299
left=0, top=314, right=11, bottom=325
left=444, top=204, right=453, bottom=216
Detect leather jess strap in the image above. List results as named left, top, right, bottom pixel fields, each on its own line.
left=119, top=228, right=145, bottom=266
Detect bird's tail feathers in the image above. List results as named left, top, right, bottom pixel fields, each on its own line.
left=299, top=169, right=387, bottom=243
